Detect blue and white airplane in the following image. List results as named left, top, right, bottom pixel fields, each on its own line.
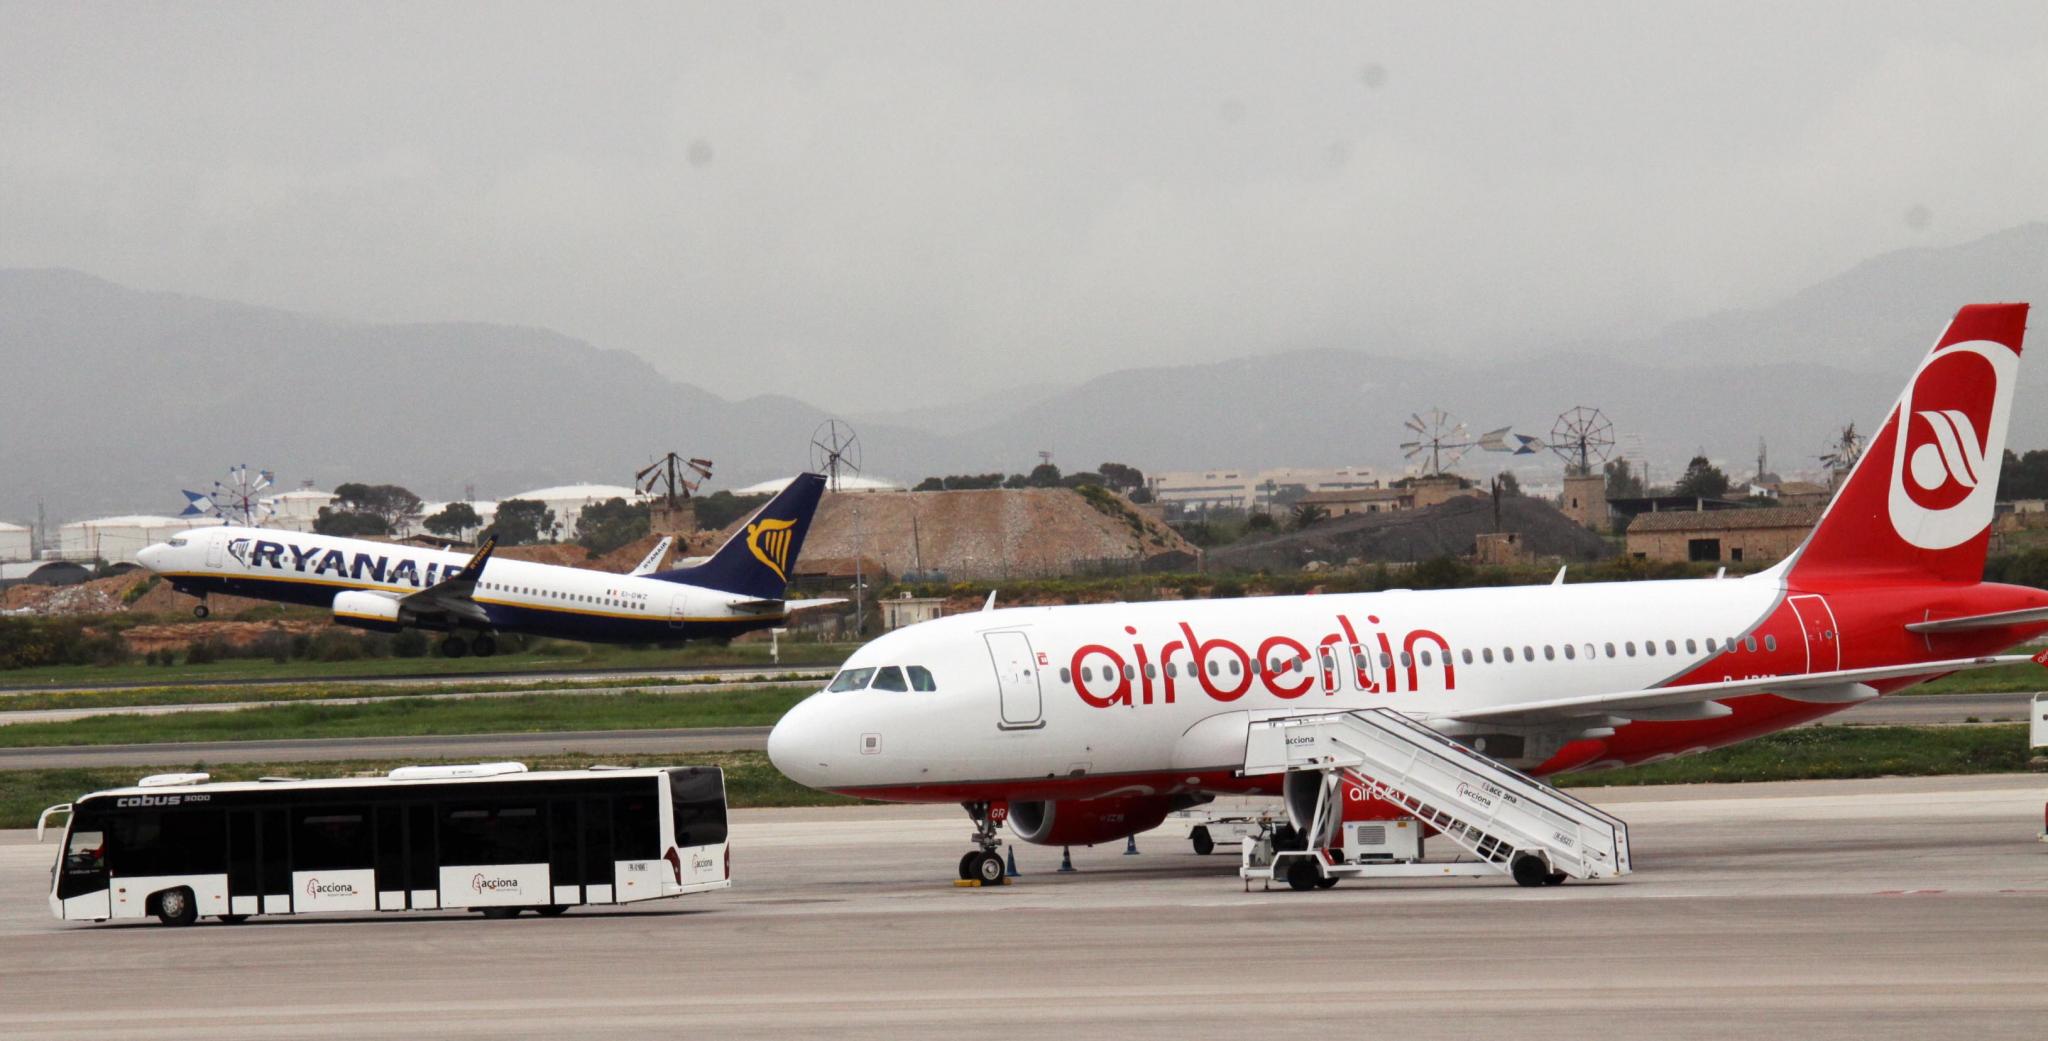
left=135, top=473, right=832, bottom=657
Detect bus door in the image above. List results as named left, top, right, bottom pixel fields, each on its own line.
left=581, top=797, right=614, bottom=903
left=374, top=805, right=406, bottom=911
left=405, top=804, right=436, bottom=909
left=226, top=810, right=262, bottom=917
left=549, top=800, right=582, bottom=907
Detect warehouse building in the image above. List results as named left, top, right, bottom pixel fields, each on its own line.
left=1624, top=506, right=1822, bottom=565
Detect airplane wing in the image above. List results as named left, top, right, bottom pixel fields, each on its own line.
left=627, top=536, right=674, bottom=577
left=1436, top=654, right=2032, bottom=729
left=398, top=536, right=497, bottom=627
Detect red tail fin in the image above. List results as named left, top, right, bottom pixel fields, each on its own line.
left=1788, top=303, right=2028, bottom=585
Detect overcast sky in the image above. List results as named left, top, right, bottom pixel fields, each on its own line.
left=5, top=2, right=2047, bottom=409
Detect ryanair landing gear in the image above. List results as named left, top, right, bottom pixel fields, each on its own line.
left=192, top=601, right=210, bottom=619
left=439, top=635, right=470, bottom=658
left=471, top=634, right=497, bottom=658
left=957, top=801, right=1007, bottom=884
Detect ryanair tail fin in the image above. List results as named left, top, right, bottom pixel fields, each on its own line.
left=1786, top=303, right=2028, bottom=586
left=653, top=473, right=827, bottom=599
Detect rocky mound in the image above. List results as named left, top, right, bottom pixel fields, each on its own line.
left=1208, top=494, right=1611, bottom=573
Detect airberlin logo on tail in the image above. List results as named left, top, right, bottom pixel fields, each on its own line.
left=746, top=517, right=797, bottom=580
left=1887, top=341, right=2015, bottom=550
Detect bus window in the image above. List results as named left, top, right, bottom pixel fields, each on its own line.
left=827, top=668, right=876, bottom=692
left=441, top=804, right=546, bottom=865
left=58, top=824, right=108, bottom=899
left=670, top=769, right=729, bottom=849
left=109, top=809, right=224, bottom=879
left=295, top=810, right=368, bottom=871
left=613, top=790, right=660, bottom=861
left=906, top=666, right=937, bottom=691
left=870, top=666, right=909, bottom=692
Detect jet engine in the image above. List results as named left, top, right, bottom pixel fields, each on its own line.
left=331, top=590, right=405, bottom=632
left=1007, top=794, right=1195, bottom=847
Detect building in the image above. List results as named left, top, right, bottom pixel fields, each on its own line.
left=1298, top=488, right=1413, bottom=517
left=1624, top=506, right=1822, bottom=565
left=734, top=475, right=901, bottom=496
left=0, top=521, right=30, bottom=562
left=1148, top=466, right=1388, bottom=513
left=880, top=594, right=947, bottom=630
left=500, top=484, right=645, bottom=541
left=263, top=485, right=338, bottom=532
left=54, top=515, right=216, bottom=565
left=1755, top=480, right=1833, bottom=509
left=0, top=560, right=94, bottom=590
left=1559, top=473, right=1609, bottom=531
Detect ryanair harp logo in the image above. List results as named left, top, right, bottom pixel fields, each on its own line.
left=746, top=517, right=798, bottom=580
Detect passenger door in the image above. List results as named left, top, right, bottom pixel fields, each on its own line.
left=204, top=530, right=226, bottom=569
left=984, top=631, right=1044, bottom=730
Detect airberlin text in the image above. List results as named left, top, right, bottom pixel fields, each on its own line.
left=1068, top=615, right=1454, bottom=708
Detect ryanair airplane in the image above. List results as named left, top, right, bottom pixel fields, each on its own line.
left=135, top=473, right=833, bottom=657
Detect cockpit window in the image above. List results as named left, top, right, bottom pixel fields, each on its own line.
left=826, top=668, right=876, bottom=692
left=870, top=666, right=909, bottom=692
left=166, top=537, right=188, bottom=548
left=907, top=665, right=936, bottom=691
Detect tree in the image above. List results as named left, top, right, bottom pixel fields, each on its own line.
left=490, top=499, right=555, bottom=546
left=2000, top=449, right=2048, bottom=500
left=1289, top=502, right=1330, bottom=529
left=1603, top=457, right=1645, bottom=499
left=1244, top=511, right=1276, bottom=532
left=576, top=497, right=651, bottom=555
left=423, top=502, right=481, bottom=540
left=317, top=482, right=423, bottom=535
left=1058, top=470, right=1106, bottom=488
left=1674, top=455, right=1731, bottom=499
left=1496, top=471, right=1522, bottom=497
left=1097, top=462, right=1146, bottom=494
left=692, top=491, right=771, bottom=531
left=1025, top=463, right=1062, bottom=488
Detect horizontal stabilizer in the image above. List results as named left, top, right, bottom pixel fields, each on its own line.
left=1905, top=606, right=2048, bottom=633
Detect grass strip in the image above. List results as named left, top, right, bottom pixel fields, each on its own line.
left=1562, top=724, right=2033, bottom=786
left=0, top=688, right=809, bottom=748
left=0, top=672, right=828, bottom=714
left=0, top=751, right=859, bottom=830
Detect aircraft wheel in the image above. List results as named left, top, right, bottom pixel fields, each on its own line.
left=1190, top=826, right=1215, bottom=856
left=957, top=851, right=978, bottom=880
left=973, top=851, right=1005, bottom=885
left=192, top=603, right=210, bottom=619
left=153, top=887, right=197, bottom=926
left=472, top=634, right=497, bottom=657
left=441, top=636, right=470, bottom=659
left=1284, top=859, right=1321, bottom=892
left=1511, top=854, right=1551, bottom=888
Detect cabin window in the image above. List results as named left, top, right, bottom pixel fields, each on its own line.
left=1482, top=648, right=1495, bottom=664
left=1165, top=662, right=1178, bottom=678
left=1563, top=644, right=1576, bottom=660
left=1081, top=666, right=1095, bottom=682
left=1227, top=659, right=1241, bottom=675
left=1420, top=650, right=1433, bottom=667
left=1665, top=640, right=1678, bottom=655
left=1059, top=668, right=1072, bottom=683
left=908, top=666, right=936, bottom=691
left=1502, top=647, right=1514, bottom=663
left=1625, top=642, right=1636, bottom=657
left=1379, top=652, right=1392, bottom=669
left=1744, top=636, right=1758, bottom=652
left=1544, top=645, right=1556, bottom=661
left=1645, top=640, right=1657, bottom=657
left=1399, top=651, right=1412, bottom=668
left=1208, top=661, right=1220, bottom=676
left=1523, top=645, right=1535, bottom=661
left=1604, top=642, right=1616, bottom=658
left=1461, top=649, right=1474, bottom=665
left=1143, top=663, right=1156, bottom=680
left=1123, top=665, right=1137, bottom=681
left=1763, top=635, right=1777, bottom=653
left=1686, top=638, right=1698, bottom=654
left=870, top=666, right=909, bottom=692
left=1583, top=643, right=1596, bottom=660
left=826, top=668, right=876, bottom=692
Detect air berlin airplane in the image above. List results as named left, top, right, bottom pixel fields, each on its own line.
left=769, top=304, right=2044, bottom=882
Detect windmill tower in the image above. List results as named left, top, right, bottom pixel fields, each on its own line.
left=636, top=453, right=713, bottom=533
left=1547, top=406, right=1616, bottom=531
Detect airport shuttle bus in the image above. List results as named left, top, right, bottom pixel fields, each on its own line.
left=39, top=762, right=730, bottom=926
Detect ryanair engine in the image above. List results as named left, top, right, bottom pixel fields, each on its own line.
left=331, top=590, right=405, bottom=632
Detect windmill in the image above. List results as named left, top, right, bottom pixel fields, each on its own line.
left=180, top=464, right=275, bottom=526
left=810, top=419, right=862, bottom=491
left=635, top=453, right=714, bottom=507
left=1548, top=406, right=1616, bottom=476
left=1820, top=422, right=1865, bottom=485
left=1399, top=409, right=1475, bottom=476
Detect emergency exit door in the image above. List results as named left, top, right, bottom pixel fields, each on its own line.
left=984, top=631, right=1044, bottom=729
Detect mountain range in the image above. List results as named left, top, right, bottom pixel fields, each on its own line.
left=4, top=222, right=2046, bottom=522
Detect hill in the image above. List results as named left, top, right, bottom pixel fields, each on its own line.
left=1206, top=494, right=1610, bottom=573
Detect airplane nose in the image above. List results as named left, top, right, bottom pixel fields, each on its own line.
left=767, top=697, right=830, bottom=789
left=136, top=544, right=164, bottom=572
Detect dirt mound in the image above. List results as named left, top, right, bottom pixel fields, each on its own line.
left=1208, top=495, right=1610, bottom=572
left=120, top=619, right=333, bottom=653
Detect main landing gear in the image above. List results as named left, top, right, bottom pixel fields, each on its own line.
left=192, top=599, right=210, bottom=619
left=957, top=802, right=1006, bottom=884
left=438, top=632, right=498, bottom=658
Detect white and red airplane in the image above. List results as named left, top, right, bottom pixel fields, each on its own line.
left=769, top=304, right=2043, bottom=881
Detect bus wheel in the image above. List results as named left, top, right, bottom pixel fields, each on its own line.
left=216, top=914, right=249, bottom=925
left=472, top=634, right=497, bottom=657
left=153, top=888, right=198, bottom=926
left=479, top=907, right=520, bottom=919
left=441, top=636, right=470, bottom=659
left=536, top=905, right=569, bottom=917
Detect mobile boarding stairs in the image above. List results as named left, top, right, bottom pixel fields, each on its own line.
left=1238, top=709, right=1631, bottom=891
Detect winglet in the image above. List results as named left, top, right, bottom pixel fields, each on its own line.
left=983, top=589, right=998, bottom=612
left=1550, top=566, right=1565, bottom=586
left=628, top=536, right=674, bottom=577
left=2032, top=647, right=2048, bottom=669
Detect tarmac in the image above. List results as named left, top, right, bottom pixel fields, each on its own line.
left=1, top=773, right=2045, bottom=1040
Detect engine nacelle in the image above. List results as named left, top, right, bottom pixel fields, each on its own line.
left=1007, top=795, right=1179, bottom=847
left=332, top=590, right=404, bottom=632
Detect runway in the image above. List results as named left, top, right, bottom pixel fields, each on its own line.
left=0, top=690, right=2034, bottom=770
left=0, top=663, right=834, bottom=696
left=2, top=773, right=2045, bottom=1040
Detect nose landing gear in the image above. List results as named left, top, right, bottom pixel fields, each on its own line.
left=192, top=600, right=210, bottom=619
left=956, top=801, right=1007, bottom=884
